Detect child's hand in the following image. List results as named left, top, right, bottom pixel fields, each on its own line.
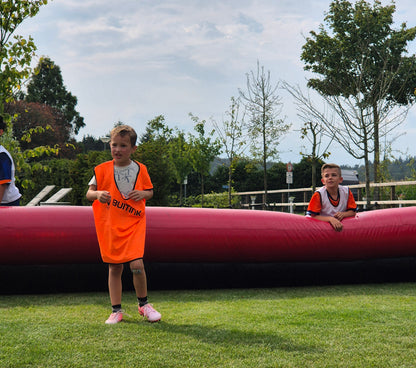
left=127, top=190, right=146, bottom=202
left=328, top=217, right=343, bottom=232
left=97, top=191, right=111, bottom=204
left=333, top=212, right=345, bottom=221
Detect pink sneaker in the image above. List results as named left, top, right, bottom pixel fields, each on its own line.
left=138, top=303, right=161, bottom=322
left=105, top=311, right=123, bottom=324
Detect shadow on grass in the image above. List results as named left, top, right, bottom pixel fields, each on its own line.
left=151, top=321, right=322, bottom=354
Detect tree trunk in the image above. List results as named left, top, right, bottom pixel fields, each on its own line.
left=364, top=155, right=371, bottom=208
left=263, top=149, right=268, bottom=210
left=201, top=174, right=204, bottom=208
left=311, top=159, right=317, bottom=193
left=373, top=104, right=380, bottom=201
left=311, top=131, right=318, bottom=192
left=179, top=182, right=183, bottom=206
left=364, top=135, right=371, bottom=208
left=263, top=120, right=268, bottom=209
left=228, top=165, right=232, bottom=208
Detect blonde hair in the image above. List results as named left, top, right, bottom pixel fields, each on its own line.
left=110, top=125, right=137, bottom=147
left=321, top=163, right=341, bottom=176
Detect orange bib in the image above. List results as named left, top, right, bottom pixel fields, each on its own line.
left=92, top=160, right=153, bottom=263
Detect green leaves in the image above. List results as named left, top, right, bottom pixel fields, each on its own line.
left=301, top=0, right=416, bottom=200
left=25, top=57, right=85, bottom=135
left=0, top=1, right=48, bottom=109
left=187, top=114, right=222, bottom=207
left=302, top=0, right=416, bottom=104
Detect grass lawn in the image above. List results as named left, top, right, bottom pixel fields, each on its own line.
left=1, top=283, right=416, bottom=367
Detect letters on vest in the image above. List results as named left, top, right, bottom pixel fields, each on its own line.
left=111, top=198, right=142, bottom=216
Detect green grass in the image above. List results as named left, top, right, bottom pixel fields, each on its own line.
left=1, top=284, right=416, bottom=367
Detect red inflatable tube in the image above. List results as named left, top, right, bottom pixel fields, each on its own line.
left=2, top=205, right=416, bottom=265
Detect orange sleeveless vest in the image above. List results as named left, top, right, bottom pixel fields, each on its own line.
left=92, top=160, right=153, bottom=263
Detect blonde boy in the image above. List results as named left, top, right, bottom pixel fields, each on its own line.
left=306, top=163, right=357, bottom=231
left=86, top=125, right=161, bottom=324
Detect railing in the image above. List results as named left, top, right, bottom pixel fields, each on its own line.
left=233, top=180, right=416, bottom=211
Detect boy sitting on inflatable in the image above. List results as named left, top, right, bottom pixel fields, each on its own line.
left=306, top=163, right=357, bottom=232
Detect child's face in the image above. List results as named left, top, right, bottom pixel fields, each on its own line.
left=110, top=134, right=137, bottom=166
left=321, top=168, right=343, bottom=189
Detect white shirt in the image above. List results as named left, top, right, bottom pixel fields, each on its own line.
left=89, top=161, right=139, bottom=198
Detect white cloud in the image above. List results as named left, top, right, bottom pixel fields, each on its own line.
left=15, top=0, right=416, bottom=166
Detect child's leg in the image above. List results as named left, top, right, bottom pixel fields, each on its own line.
left=108, top=263, right=124, bottom=306
left=131, top=259, right=161, bottom=322
left=129, top=259, right=147, bottom=298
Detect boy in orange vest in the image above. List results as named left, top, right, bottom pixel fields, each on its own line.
left=306, top=163, right=357, bottom=231
left=86, top=125, right=161, bottom=324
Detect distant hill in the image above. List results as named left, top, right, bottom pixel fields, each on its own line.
left=343, top=157, right=415, bottom=182
left=211, top=156, right=416, bottom=182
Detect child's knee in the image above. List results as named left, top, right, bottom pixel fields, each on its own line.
left=109, top=263, right=123, bottom=274
left=130, top=260, right=144, bottom=274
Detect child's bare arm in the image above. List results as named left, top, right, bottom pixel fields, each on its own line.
left=86, top=184, right=111, bottom=203
left=333, top=210, right=356, bottom=221
left=310, top=214, right=344, bottom=232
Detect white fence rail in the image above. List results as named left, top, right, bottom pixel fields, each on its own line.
left=233, top=181, right=416, bottom=211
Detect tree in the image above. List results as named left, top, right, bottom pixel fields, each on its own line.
left=24, top=57, right=85, bottom=136
left=5, top=100, right=79, bottom=158
left=168, top=129, right=192, bottom=206
left=293, top=157, right=324, bottom=191
left=135, top=115, right=174, bottom=206
left=0, top=117, right=59, bottom=193
left=284, top=80, right=377, bottom=205
left=239, top=61, right=291, bottom=208
left=188, top=114, right=221, bottom=207
left=80, top=135, right=107, bottom=152
left=300, top=121, right=332, bottom=192
left=282, top=83, right=334, bottom=192
left=301, top=0, right=416, bottom=202
left=212, top=97, right=247, bottom=207
left=0, top=0, right=48, bottom=112
left=0, top=1, right=62, bottom=193
left=5, top=101, right=64, bottom=148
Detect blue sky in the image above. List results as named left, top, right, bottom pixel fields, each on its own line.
left=17, top=0, right=416, bottom=166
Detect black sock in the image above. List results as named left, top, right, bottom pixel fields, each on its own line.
left=138, top=296, right=148, bottom=307
left=112, top=304, right=122, bottom=312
